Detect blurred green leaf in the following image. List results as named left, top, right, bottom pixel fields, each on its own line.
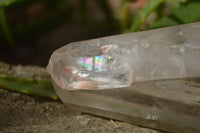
left=150, top=15, right=179, bottom=29
left=129, top=0, right=165, bottom=32
left=151, top=0, right=200, bottom=29
left=172, top=0, right=200, bottom=23
left=166, top=0, right=187, bottom=8
left=0, top=75, right=58, bottom=100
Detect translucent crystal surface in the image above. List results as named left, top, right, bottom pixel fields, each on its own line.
left=47, top=22, right=200, bottom=90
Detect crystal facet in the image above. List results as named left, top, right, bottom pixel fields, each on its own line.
left=47, top=22, right=200, bottom=90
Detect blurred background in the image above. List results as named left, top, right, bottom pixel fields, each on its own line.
left=0, top=0, right=200, bottom=66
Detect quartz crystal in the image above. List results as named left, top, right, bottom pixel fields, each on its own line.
left=47, top=22, right=200, bottom=133
left=47, top=22, right=200, bottom=90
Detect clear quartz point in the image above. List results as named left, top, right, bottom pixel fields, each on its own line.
left=47, top=22, right=200, bottom=90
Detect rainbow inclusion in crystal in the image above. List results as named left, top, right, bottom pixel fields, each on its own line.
left=78, top=55, right=111, bottom=72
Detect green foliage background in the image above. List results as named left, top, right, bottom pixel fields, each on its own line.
left=1, top=0, right=200, bottom=45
